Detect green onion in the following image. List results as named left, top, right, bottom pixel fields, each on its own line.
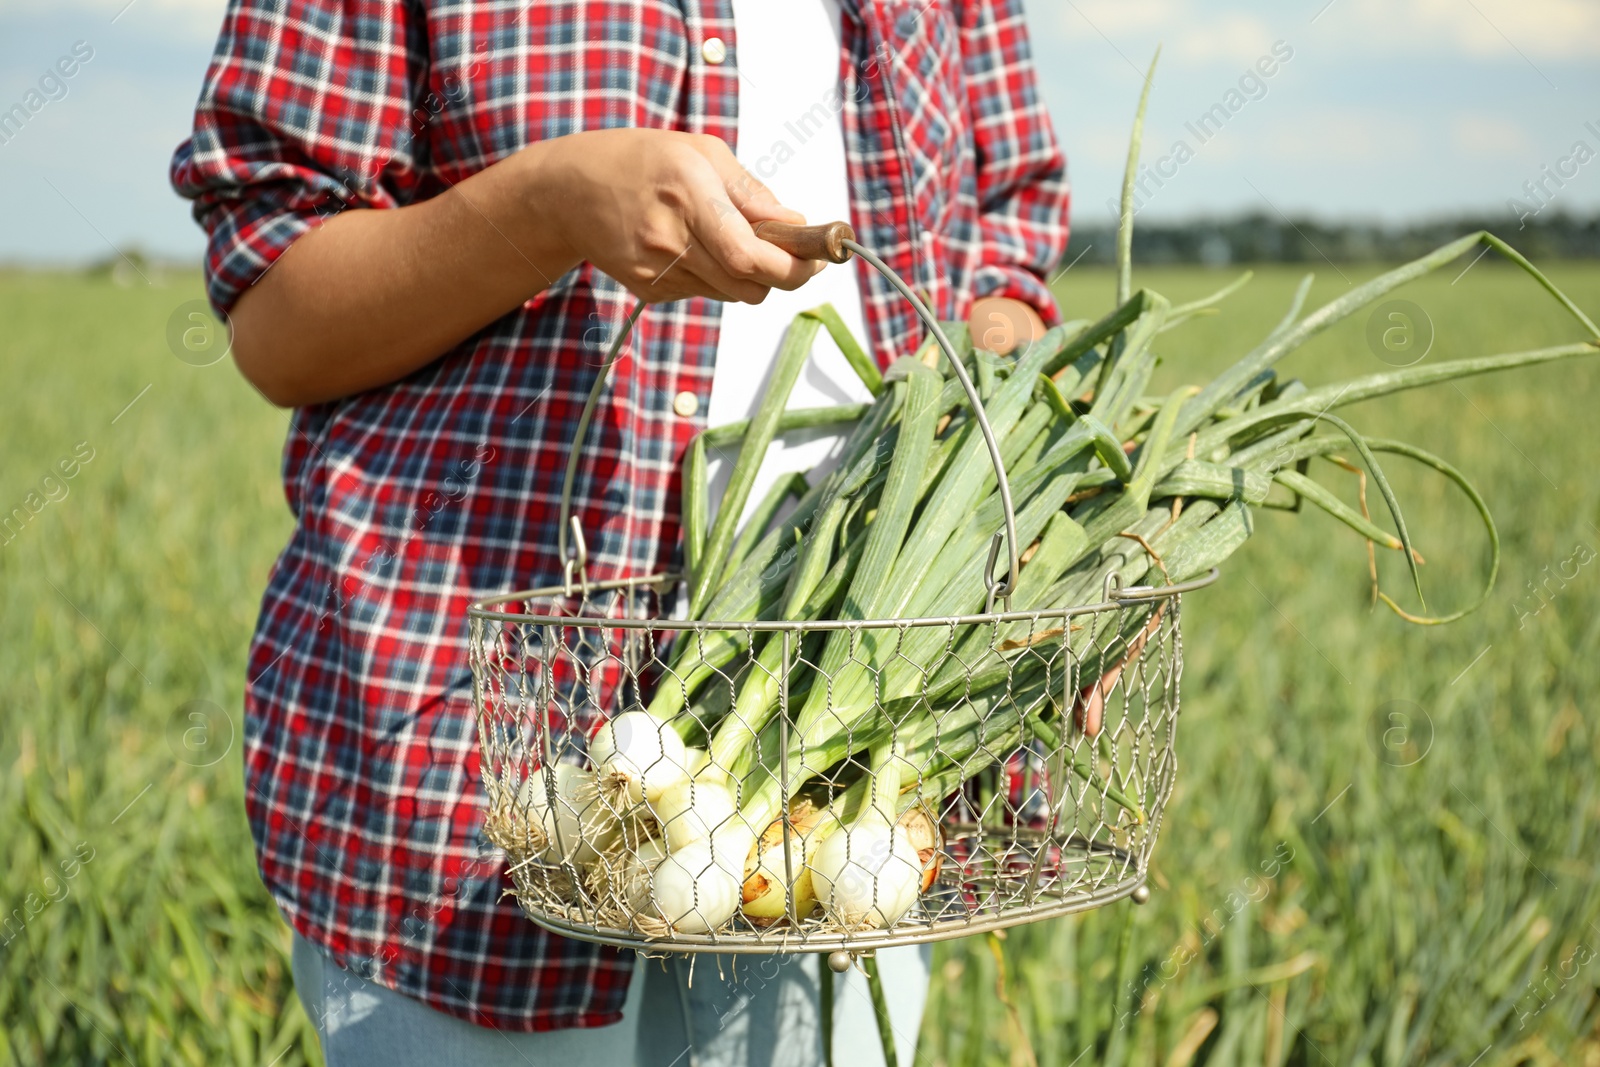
left=690, top=316, right=821, bottom=615
left=563, top=72, right=1600, bottom=939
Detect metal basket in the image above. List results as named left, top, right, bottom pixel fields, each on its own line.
left=467, top=225, right=1215, bottom=960
left=469, top=566, right=1211, bottom=957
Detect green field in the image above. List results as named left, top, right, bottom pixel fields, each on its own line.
left=2, top=258, right=1597, bottom=1066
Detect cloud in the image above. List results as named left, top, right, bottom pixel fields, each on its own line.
left=1450, top=114, right=1534, bottom=158
left=1049, top=0, right=1185, bottom=40
left=0, top=0, right=225, bottom=11
left=0, top=0, right=228, bottom=38
left=1072, top=125, right=1141, bottom=168
left=1316, top=0, right=1600, bottom=60
left=1167, top=14, right=1280, bottom=61
left=1257, top=108, right=1424, bottom=164
left=1046, top=2, right=1283, bottom=66
left=1042, top=0, right=1600, bottom=65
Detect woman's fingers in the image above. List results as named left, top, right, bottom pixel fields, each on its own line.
left=537, top=129, right=824, bottom=304
left=674, top=242, right=772, bottom=305
left=690, top=199, right=824, bottom=292
left=636, top=194, right=807, bottom=303
left=678, top=139, right=823, bottom=292
left=632, top=246, right=766, bottom=306
left=691, top=136, right=804, bottom=226
left=633, top=263, right=732, bottom=305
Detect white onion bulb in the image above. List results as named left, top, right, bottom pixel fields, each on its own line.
left=651, top=776, right=741, bottom=851
left=589, top=710, right=690, bottom=807
left=711, top=820, right=758, bottom=878
left=615, top=836, right=666, bottom=913
left=516, top=763, right=605, bottom=866
left=809, top=814, right=923, bottom=930
left=650, top=840, right=741, bottom=933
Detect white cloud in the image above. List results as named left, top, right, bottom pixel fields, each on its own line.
left=1450, top=114, right=1534, bottom=158
left=0, top=0, right=225, bottom=11
left=1072, top=124, right=1140, bottom=168
left=1048, top=3, right=1283, bottom=65
left=1043, top=0, right=1600, bottom=63
left=1255, top=108, right=1423, bottom=164
left=0, top=0, right=228, bottom=38
left=1317, top=0, right=1600, bottom=60
left=1167, top=14, right=1280, bottom=61
left=1051, top=0, right=1185, bottom=40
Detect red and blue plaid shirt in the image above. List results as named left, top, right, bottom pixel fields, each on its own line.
left=172, top=0, right=1068, bottom=1032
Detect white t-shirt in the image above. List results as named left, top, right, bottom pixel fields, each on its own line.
left=705, top=0, right=873, bottom=532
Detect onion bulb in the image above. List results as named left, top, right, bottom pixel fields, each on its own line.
left=515, top=763, right=606, bottom=867
left=809, top=813, right=923, bottom=929
left=741, top=799, right=829, bottom=924
left=649, top=839, right=741, bottom=933
left=613, top=836, right=667, bottom=913
left=897, top=802, right=944, bottom=893
left=809, top=741, right=923, bottom=930
left=651, top=776, right=741, bottom=851
left=589, top=710, right=690, bottom=809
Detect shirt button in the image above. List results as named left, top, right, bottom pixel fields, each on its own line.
left=701, top=37, right=728, bottom=65
left=673, top=391, right=700, bottom=418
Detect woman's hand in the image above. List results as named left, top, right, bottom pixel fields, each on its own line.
left=968, top=296, right=1046, bottom=356
left=528, top=129, right=823, bottom=305
left=230, top=128, right=819, bottom=407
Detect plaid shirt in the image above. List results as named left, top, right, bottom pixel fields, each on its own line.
left=172, top=0, right=1068, bottom=1032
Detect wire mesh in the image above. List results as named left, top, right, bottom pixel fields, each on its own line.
left=468, top=569, right=1202, bottom=954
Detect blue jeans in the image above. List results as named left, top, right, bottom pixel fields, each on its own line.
left=291, top=932, right=929, bottom=1067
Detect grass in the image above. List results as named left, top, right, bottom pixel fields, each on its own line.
left=0, top=259, right=1597, bottom=1065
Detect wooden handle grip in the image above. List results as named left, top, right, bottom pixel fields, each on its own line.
left=753, top=220, right=856, bottom=264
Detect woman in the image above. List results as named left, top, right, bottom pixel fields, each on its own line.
left=171, top=0, right=1067, bottom=1063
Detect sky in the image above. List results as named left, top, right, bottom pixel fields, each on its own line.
left=0, top=0, right=1597, bottom=264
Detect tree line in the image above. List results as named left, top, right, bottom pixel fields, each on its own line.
left=1064, top=211, right=1600, bottom=267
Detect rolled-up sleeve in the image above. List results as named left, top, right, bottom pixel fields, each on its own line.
left=170, top=0, right=430, bottom=315
left=958, top=0, right=1071, bottom=323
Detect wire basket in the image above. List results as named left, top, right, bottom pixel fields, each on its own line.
left=468, top=222, right=1214, bottom=960
left=468, top=567, right=1211, bottom=957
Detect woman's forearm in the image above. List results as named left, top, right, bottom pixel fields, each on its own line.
left=228, top=147, right=575, bottom=407
left=228, top=129, right=821, bottom=408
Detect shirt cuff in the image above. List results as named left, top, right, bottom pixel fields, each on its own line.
left=971, top=263, right=1063, bottom=328
left=172, top=135, right=379, bottom=318
left=196, top=196, right=325, bottom=317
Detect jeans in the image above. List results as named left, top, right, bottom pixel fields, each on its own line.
left=291, top=932, right=929, bottom=1067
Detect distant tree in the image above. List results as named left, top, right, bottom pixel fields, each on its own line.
left=1063, top=211, right=1600, bottom=267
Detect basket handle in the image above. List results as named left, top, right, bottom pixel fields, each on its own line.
left=558, top=222, right=1023, bottom=608
left=751, top=220, right=856, bottom=264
